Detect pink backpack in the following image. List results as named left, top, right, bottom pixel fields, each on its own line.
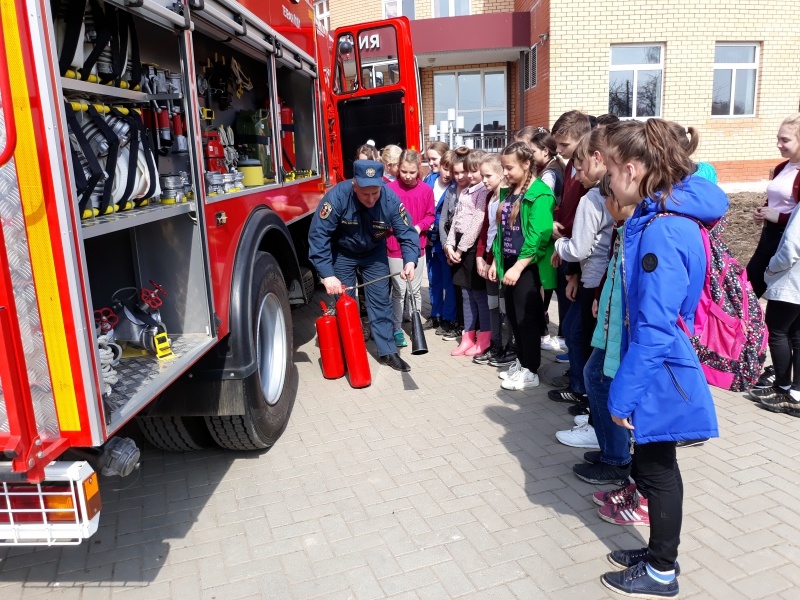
left=649, top=214, right=768, bottom=391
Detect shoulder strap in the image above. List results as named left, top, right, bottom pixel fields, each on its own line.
left=126, top=111, right=158, bottom=203
left=79, top=0, right=113, bottom=83
left=110, top=108, right=138, bottom=205
left=85, top=105, right=120, bottom=215
left=58, top=0, right=88, bottom=76
left=643, top=211, right=704, bottom=231
left=64, top=102, right=104, bottom=216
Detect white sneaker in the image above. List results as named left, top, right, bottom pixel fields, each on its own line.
left=498, top=358, right=522, bottom=380
left=555, top=423, right=600, bottom=448
left=540, top=335, right=562, bottom=352
left=556, top=336, right=567, bottom=352
left=501, top=367, right=539, bottom=390
left=573, top=414, right=590, bottom=426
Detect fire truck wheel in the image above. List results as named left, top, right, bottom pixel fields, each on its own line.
left=205, top=252, right=295, bottom=451
left=136, top=416, right=213, bottom=451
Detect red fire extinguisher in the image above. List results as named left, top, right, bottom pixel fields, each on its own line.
left=336, top=293, right=371, bottom=388
left=279, top=99, right=296, bottom=171
left=316, top=302, right=345, bottom=379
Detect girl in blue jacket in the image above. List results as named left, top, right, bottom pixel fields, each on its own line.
left=598, top=119, right=729, bottom=599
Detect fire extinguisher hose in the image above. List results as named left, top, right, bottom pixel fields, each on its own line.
left=343, top=272, right=401, bottom=292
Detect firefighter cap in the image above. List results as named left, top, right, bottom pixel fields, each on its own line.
left=353, top=160, right=384, bottom=188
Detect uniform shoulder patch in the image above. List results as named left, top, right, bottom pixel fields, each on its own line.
left=399, top=203, right=410, bottom=226
left=642, top=253, right=658, bottom=273
left=319, top=201, right=333, bottom=219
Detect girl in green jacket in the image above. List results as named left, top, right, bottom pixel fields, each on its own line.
left=489, top=142, right=556, bottom=390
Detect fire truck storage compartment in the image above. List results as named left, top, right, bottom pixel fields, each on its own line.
left=50, top=2, right=215, bottom=431
left=191, top=29, right=277, bottom=194
left=83, top=214, right=213, bottom=430
left=275, top=61, right=319, bottom=180
left=55, top=9, right=197, bottom=222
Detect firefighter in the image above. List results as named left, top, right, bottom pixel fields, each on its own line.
left=309, top=160, right=420, bottom=372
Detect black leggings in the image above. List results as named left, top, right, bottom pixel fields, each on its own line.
left=765, top=300, right=800, bottom=388
left=541, top=289, right=553, bottom=336
left=747, top=222, right=785, bottom=298
left=632, top=442, right=682, bottom=571
left=503, top=257, right=543, bottom=373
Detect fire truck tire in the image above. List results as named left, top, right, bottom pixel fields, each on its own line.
left=205, top=252, right=295, bottom=451
left=136, top=416, right=213, bottom=451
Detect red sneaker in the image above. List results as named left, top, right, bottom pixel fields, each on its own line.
left=592, top=481, right=637, bottom=507
left=598, top=495, right=649, bottom=526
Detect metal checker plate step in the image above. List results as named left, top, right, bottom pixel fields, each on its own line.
left=102, top=333, right=212, bottom=425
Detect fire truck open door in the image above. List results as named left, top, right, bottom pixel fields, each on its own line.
left=331, top=17, right=421, bottom=179
left=0, top=0, right=106, bottom=479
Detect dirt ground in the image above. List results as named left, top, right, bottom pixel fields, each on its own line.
left=725, top=191, right=765, bottom=263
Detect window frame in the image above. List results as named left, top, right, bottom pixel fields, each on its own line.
left=431, top=0, right=471, bottom=18
left=607, top=43, right=665, bottom=120
left=433, top=66, right=508, bottom=135
left=313, top=0, right=330, bottom=32
left=711, top=42, right=759, bottom=118
left=383, top=0, right=416, bottom=19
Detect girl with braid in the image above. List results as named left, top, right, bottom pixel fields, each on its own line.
left=489, top=142, right=556, bottom=390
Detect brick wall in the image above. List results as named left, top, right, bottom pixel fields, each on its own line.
left=469, top=0, right=516, bottom=13
left=517, top=0, right=550, bottom=127
left=331, top=0, right=517, bottom=27
left=548, top=2, right=800, bottom=174
left=330, top=0, right=382, bottom=29
left=713, top=158, right=776, bottom=183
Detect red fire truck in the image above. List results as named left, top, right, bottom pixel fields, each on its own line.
left=0, top=0, right=420, bottom=545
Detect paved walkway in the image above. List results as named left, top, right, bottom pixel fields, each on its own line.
left=1, top=291, right=799, bottom=599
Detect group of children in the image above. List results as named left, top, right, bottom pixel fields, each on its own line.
left=365, top=108, right=750, bottom=598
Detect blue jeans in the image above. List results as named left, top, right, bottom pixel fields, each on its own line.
left=553, top=261, right=571, bottom=336
left=333, top=248, right=394, bottom=357
left=426, top=244, right=457, bottom=322
left=562, top=286, right=585, bottom=394
left=584, top=348, right=631, bottom=466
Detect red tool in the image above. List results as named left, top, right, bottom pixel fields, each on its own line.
left=93, top=308, right=119, bottom=333
left=279, top=99, right=295, bottom=170
left=316, top=302, right=345, bottom=380
left=202, top=130, right=226, bottom=173
left=140, top=280, right=167, bottom=309
left=335, top=294, right=371, bottom=388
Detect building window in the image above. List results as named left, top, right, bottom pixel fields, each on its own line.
left=433, top=0, right=470, bottom=18
left=524, top=45, right=537, bottom=90
left=434, top=69, right=506, bottom=143
left=384, top=0, right=415, bottom=19
left=314, top=0, right=330, bottom=32
left=608, top=44, right=663, bottom=119
left=712, top=43, right=758, bottom=117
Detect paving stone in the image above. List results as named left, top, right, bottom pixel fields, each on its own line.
left=2, top=293, right=798, bottom=599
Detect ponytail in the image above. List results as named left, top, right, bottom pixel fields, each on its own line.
left=603, top=119, right=693, bottom=209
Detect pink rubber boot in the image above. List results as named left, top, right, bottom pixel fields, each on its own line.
left=466, top=331, right=492, bottom=357
left=451, top=330, right=476, bottom=356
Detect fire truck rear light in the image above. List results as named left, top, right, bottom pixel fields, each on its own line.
left=0, top=462, right=100, bottom=545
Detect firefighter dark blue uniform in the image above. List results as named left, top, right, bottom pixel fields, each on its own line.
left=309, top=160, right=420, bottom=370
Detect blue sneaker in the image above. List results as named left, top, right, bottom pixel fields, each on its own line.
left=608, top=549, right=681, bottom=576
left=393, top=329, right=407, bottom=348
left=555, top=352, right=569, bottom=364
left=601, top=561, right=678, bottom=598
